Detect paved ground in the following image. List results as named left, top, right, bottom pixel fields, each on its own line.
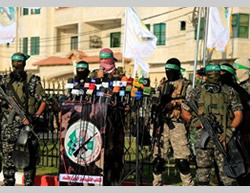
left=0, top=171, right=23, bottom=186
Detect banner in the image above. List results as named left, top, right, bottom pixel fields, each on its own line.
left=207, top=7, right=232, bottom=52
left=59, top=101, right=108, bottom=186
left=123, top=7, right=157, bottom=59
left=0, top=7, right=16, bottom=43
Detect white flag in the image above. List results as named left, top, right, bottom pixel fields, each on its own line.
left=133, top=58, right=150, bottom=77
left=0, top=7, right=16, bottom=43
left=207, top=7, right=232, bottom=52
left=123, top=7, right=157, bottom=59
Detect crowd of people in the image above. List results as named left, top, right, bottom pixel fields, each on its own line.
left=0, top=48, right=249, bottom=186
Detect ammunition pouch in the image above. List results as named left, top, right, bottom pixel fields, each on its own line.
left=200, top=130, right=210, bottom=148
left=12, top=126, right=32, bottom=169
left=224, top=136, right=246, bottom=178
left=17, top=127, right=30, bottom=146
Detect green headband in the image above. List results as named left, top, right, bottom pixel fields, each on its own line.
left=165, top=63, right=180, bottom=70
left=11, top=55, right=26, bottom=61
left=76, top=62, right=88, bottom=69
left=205, top=64, right=220, bottom=72
left=99, top=52, right=113, bottom=59
left=233, top=62, right=250, bottom=71
left=221, top=65, right=236, bottom=75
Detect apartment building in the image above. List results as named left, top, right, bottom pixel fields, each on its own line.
left=1, top=7, right=250, bottom=85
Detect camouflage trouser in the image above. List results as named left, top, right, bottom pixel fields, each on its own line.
left=1, top=116, right=38, bottom=186
left=195, top=129, right=237, bottom=186
left=152, top=122, right=193, bottom=186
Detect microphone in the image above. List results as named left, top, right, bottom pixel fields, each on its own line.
left=66, top=77, right=74, bottom=89
left=112, top=77, right=121, bottom=105
left=97, top=87, right=106, bottom=104
left=119, top=76, right=127, bottom=103
left=95, top=78, right=102, bottom=91
left=95, top=78, right=103, bottom=104
left=142, top=77, right=151, bottom=106
left=130, top=87, right=138, bottom=106
left=99, top=66, right=105, bottom=80
left=85, top=79, right=96, bottom=102
left=133, top=77, right=140, bottom=88
left=142, top=78, right=150, bottom=87
left=102, top=76, right=109, bottom=88
left=71, top=83, right=80, bottom=101
left=127, top=77, right=134, bottom=86
left=104, top=87, right=113, bottom=104
left=138, top=77, right=144, bottom=89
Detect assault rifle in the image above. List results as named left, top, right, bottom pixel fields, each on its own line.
left=188, top=99, right=246, bottom=178
left=152, top=81, right=184, bottom=134
left=0, top=86, right=39, bottom=141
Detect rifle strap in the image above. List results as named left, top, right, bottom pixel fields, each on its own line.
left=23, top=78, right=29, bottom=114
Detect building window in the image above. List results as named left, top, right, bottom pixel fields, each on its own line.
left=71, top=36, right=78, bottom=50
left=23, top=8, right=29, bottom=15
left=23, top=37, right=28, bottom=54
left=31, top=8, right=41, bottom=15
left=232, top=14, right=249, bottom=38
left=30, top=37, right=40, bottom=55
left=110, top=32, right=121, bottom=48
left=194, top=17, right=205, bottom=40
left=180, top=21, right=186, bottom=31
left=153, top=23, right=166, bottom=45
left=146, top=24, right=151, bottom=31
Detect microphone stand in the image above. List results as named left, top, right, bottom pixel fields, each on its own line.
left=119, top=93, right=144, bottom=186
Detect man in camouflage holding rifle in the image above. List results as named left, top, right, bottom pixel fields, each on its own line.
left=181, top=63, right=243, bottom=185
left=0, top=52, right=47, bottom=186
left=152, top=58, right=193, bottom=186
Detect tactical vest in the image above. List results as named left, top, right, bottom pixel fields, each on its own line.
left=6, top=73, right=41, bottom=115
left=198, top=84, right=234, bottom=138
left=165, top=78, right=190, bottom=120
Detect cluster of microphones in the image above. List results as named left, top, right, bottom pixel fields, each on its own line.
left=65, top=74, right=160, bottom=107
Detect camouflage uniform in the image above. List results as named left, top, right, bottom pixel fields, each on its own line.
left=153, top=78, right=194, bottom=186
left=0, top=72, right=46, bottom=186
left=182, top=83, right=243, bottom=185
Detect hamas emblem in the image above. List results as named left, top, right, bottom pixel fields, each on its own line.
left=64, top=121, right=102, bottom=165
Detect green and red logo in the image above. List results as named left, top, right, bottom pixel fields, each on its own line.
left=64, top=121, right=102, bottom=165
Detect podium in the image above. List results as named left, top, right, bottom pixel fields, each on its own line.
left=59, top=101, right=108, bottom=186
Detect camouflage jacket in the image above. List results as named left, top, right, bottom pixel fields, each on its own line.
left=0, top=72, right=47, bottom=115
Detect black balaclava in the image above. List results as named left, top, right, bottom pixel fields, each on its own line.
left=75, top=70, right=90, bottom=82
left=75, top=61, right=90, bottom=82
left=220, top=63, right=237, bottom=86
left=10, top=52, right=29, bottom=81
left=165, top=58, right=181, bottom=81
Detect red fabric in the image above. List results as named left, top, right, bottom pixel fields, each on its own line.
left=99, top=60, right=115, bottom=72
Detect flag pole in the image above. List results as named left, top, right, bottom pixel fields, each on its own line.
left=202, top=7, right=210, bottom=67
left=122, top=7, right=128, bottom=74
left=192, top=7, right=202, bottom=88
left=15, top=7, right=19, bottom=52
